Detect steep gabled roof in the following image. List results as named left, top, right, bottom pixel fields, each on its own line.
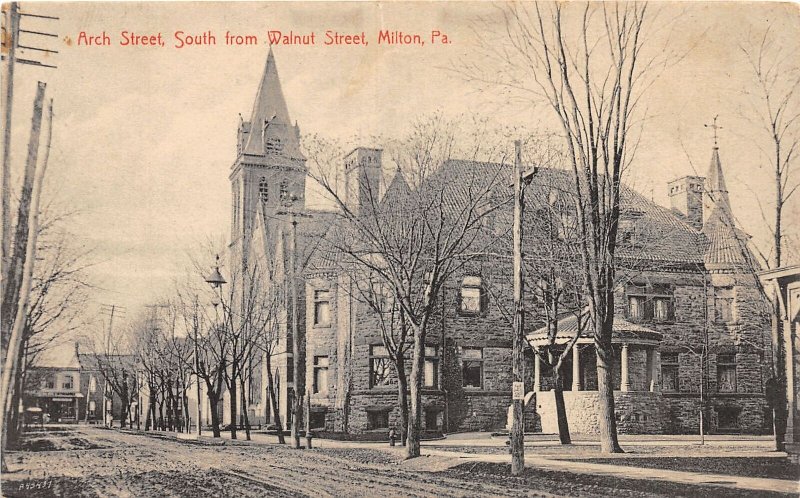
left=380, top=169, right=412, bottom=209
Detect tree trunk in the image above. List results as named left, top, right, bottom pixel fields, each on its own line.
left=0, top=85, right=47, bottom=461
left=229, top=380, right=238, bottom=439
left=7, top=345, right=25, bottom=446
left=209, top=393, right=221, bottom=438
left=395, top=355, right=409, bottom=446
left=266, top=359, right=285, bottom=444
left=183, top=380, right=190, bottom=434
left=596, top=331, right=623, bottom=453
left=240, top=376, right=251, bottom=441
left=406, top=324, right=425, bottom=459
left=553, top=370, right=571, bottom=445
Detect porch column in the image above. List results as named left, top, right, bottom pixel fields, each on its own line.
left=534, top=353, right=541, bottom=392
left=620, top=344, right=630, bottom=392
left=571, top=345, right=582, bottom=391
left=649, top=349, right=660, bottom=392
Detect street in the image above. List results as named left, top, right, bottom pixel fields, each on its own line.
left=2, top=426, right=532, bottom=497
left=2, top=426, right=798, bottom=497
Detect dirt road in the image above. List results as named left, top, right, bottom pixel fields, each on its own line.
left=1, top=426, right=543, bottom=497
left=3, top=426, right=793, bottom=497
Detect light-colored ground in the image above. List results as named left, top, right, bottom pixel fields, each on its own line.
left=1, top=426, right=797, bottom=497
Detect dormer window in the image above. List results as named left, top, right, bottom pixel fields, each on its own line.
left=259, top=177, right=269, bottom=204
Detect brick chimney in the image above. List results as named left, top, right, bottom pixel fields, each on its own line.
left=668, top=175, right=704, bottom=229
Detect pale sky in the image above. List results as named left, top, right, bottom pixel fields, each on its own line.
left=5, top=1, right=800, bottom=336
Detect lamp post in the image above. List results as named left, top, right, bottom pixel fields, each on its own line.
left=278, top=194, right=310, bottom=449
left=204, top=254, right=226, bottom=436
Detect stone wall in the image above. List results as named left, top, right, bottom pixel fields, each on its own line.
left=536, top=390, right=667, bottom=434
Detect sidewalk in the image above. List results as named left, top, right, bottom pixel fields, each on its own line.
left=422, top=447, right=799, bottom=495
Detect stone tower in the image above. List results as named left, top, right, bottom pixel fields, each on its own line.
left=343, top=148, right=383, bottom=215
left=230, top=48, right=306, bottom=254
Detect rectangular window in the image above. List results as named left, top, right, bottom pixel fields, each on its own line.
left=370, top=345, right=395, bottom=388
left=717, top=354, right=737, bottom=393
left=313, top=356, right=329, bottom=394
left=661, top=352, right=679, bottom=392
left=424, top=346, right=439, bottom=388
left=62, top=375, right=74, bottom=390
left=314, top=290, right=331, bottom=326
left=367, top=410, right=390, bottom=430
left=45, top=375, right=55, bottom=389
left=88, top=400, right=96, bottom=417
left=309, top=411, right=326, bottom=430
left=425, top=409, right=439, bottom=431
left=462, top=348, right=483, bottom=388
left=628, top=296, right=646, bottom=320
left=715, top=287, right=734, bottom=323
left=460, top=276, right=483, bottom=314
left=653, top=297, right=672, bottom=321
left=89, top=376, right=96, bottom=393
left=372, top=281, right=392, bottom=313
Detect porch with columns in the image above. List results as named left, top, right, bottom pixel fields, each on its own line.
left=527, top=315, right=669, bottom=434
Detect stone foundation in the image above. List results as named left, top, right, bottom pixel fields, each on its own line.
left=536, top=390, right=667, bottom=434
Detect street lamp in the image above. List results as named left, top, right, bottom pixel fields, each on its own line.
left=205, top=254, right=227, bottom=289
left=198, top=254, right=226, bottom=437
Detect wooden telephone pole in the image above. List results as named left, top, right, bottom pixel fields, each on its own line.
left=511, top=140, right=525, bottom=475
left=1, top=3, right=58, bottom=291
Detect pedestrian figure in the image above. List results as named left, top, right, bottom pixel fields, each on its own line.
left=388, top=428, right=397, bottom=447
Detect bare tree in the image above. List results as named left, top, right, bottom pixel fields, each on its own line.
left=248, top=276, right=286, bottom=443
left=462, top=3, right=674, bottom=453
left=734, top=26, right=800, bottom=451
left=89, top=321, right=138, bottom=429
left=739, top=27, right=800, bottom=269
left=307, top=114, right=509, bottom=459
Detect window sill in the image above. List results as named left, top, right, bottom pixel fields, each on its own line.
left=457, top=311, right=484, bottom=317
left=313, top=323, right=332, bottom=329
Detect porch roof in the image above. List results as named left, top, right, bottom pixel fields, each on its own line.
left=527, top=312, right=662, bottom=346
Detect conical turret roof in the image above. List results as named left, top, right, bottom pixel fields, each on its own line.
left=701, top=146, right=753, bottom=270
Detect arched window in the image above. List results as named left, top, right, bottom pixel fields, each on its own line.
left=280, top=181, right=289, bottom=202
left=259, top=177, right=269, bottom=203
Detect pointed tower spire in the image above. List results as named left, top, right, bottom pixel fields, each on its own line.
left=704, top=145, right=732, bottom=217
left=242, top=47, right=303, bottom=159
left=701, top=128, right=752, bottom=271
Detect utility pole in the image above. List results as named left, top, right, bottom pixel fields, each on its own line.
left=278, top=194, right=310, bottom=449
left=511, top=140, right=525, bottom=475
left=1, top=2, right=20, bottom=288
left=1, top=4, right=58, bottom=292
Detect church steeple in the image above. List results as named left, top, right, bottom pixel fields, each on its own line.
left=231, top=48, right=307, bottom=249
left=241, top=47, right=304, bottom=160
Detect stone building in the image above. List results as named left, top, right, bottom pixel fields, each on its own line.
left=229, top=49, right=772, bottom=435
